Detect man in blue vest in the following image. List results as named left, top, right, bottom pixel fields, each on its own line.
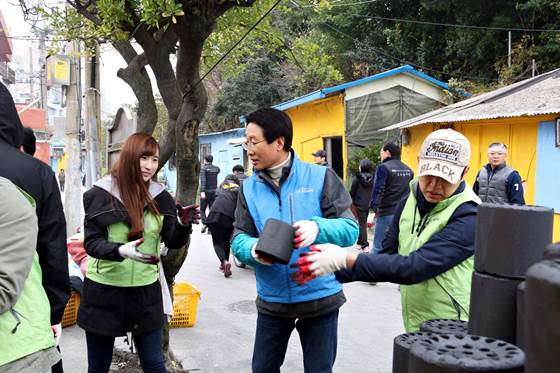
left=473, top=142, right=524, bottom=204
left=293, top=129, right=480, bottom=333
left=232, top=108, right=358, bottom=373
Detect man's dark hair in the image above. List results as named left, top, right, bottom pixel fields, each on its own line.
left=245, top=108, right=292, bottom=151
left=383, top=141, right=401, bottom=158
left=22, top=127, right=36, bottom=156
left=232, top=164, right=244, bottom=173
left=204, top=154, right=213, bottom=163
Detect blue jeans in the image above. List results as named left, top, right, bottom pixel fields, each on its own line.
left=373, top=214, right=393, bottom=254
left=252, top=310, right=339, bottom=373
left=85, top=328, right=167, bottom=373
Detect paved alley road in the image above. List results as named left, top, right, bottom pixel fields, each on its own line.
left=61, top=228, right=404, bottom=372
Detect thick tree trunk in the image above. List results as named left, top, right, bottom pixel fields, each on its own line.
left=133, top=28, right=182, bottom=166
left=174, top=37, right=208, bottom=205
left=112, top=41, right=158, bottom=134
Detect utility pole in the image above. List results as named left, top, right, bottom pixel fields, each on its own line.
left=508, top=31, right=512, bottom=68
left=28, top=45, right=34, bottom=101
left=532, top=59, right=536, bottom=77
left=64, top=40, right=83, bottom=235
left=84, top=44, right=101, bottom=188
left=39, top=28, right=48, bottom=110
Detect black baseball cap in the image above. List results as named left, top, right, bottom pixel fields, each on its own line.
left=312, top=149, right=327, bottom=157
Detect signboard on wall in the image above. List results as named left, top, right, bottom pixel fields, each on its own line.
left=47, top=56, right=70, bottom=86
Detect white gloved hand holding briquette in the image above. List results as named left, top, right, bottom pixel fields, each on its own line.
left=118, top=238, right=159, bottom=264
left=293, top=220, right=319, bottom=248
left=293, top=243, right=349, bottom=277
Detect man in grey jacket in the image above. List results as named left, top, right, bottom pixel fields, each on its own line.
left=473, top=142, right=525, bottom=204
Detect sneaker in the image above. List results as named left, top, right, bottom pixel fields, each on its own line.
left=222, top=261, right=232, bottom=278
left=201, top=225, right=207, bottom=234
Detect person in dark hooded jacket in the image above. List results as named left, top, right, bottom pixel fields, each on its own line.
left=206, top=174, right=240, bottom=277
left=0, top=83, right=69, bottom=369
left=350, top=159, right=374, bottom=250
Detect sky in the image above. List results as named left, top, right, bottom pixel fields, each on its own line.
left=0, top=1, right=139, bottom=118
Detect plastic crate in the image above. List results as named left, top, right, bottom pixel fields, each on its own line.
left=61, top=291, right=80, bottom=328
left=169, top=283, right=200, bottom=328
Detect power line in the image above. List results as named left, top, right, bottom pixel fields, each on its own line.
left=296, top=0, right=560, bottom=32
left=183, top=0, right=283, bottom=99
left=319, top=20, right=499, bottom=83
left=333, top=13, right=560, bottom=33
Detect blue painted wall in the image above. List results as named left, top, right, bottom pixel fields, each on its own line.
left=160, top=128, right=246, bottom=195
left=199, top=128, right=246, bottom=185
left=535, top=120, right=560, bottom=211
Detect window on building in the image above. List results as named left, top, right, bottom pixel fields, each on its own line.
left=200, top=143, right=211, bottom=161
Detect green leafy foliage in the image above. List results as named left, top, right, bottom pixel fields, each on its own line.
left=347, top=141, right=384, bottom=177
left=313, top=0, right=560, bottom=84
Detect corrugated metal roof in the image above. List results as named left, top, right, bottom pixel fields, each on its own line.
left=271, top=65, right=448, bottom=112
left=199, top=127, right=245, bottom=137
left=382, top=68, right=560, bottom=131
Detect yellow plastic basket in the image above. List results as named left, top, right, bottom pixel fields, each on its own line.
left=169, top=283, right=201, bottom=328
left=61, top=291, right=80, bottom=328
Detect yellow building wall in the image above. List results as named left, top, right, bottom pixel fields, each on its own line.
left=554, top=215, right=560, bottom=243
left=285, top=95, right=346, bottom=178
left=401, top=115, right=559, bottom=240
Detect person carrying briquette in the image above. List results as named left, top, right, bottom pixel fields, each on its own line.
left=231, top=108, right=358, bottom=373
left=78, top=133, right=200, bottom=372
left=293, top=129, right=481, bottom=333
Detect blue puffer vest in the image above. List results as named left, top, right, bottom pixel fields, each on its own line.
left=243, top=155, right=343, bottom=303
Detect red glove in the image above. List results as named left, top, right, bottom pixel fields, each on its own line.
left=289, top=246, right=321, bottom=285
left=176, top=203, right=201, bottom=226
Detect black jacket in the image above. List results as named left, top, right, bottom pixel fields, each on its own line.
left=370, top=157, right=414, bottom=216
left=200, top=163, right=220, bottom=192
left=79, top=180, right=191, bottom=335
left=337, top=182, right=478, bottom=285
left=206, top=183, right=239, bottom=224
left=350, top=171, right=374, bottom=211
left=83, top=181, right=191, bottom=261
left=0, top=82, right=69, bottom=324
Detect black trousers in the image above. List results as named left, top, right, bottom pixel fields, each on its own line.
left=200, top=190, right=216, bottom=224
left=209, top=215, right=234, bottom=263
left=356, top=208, right=369, bottom=247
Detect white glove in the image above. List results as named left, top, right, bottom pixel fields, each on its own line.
left=293, top=220, right=319, bottom=248
left=52, top=324, right=62, bottom=345
left=200, top=192, right=206, bottom=199
left=251, top=243, right=272, bottom=265
left=118, top=238, right=158, bottom=264
left=367, top=212, right=375, bottom=227
left=307, top=244, right=348, bottom=276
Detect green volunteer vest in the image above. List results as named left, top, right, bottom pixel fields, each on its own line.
left=87, top=210, right=163, bottom=287
left=0, top=188, right=55, bottom=367
left=398, top=181, right=481, bottom=332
